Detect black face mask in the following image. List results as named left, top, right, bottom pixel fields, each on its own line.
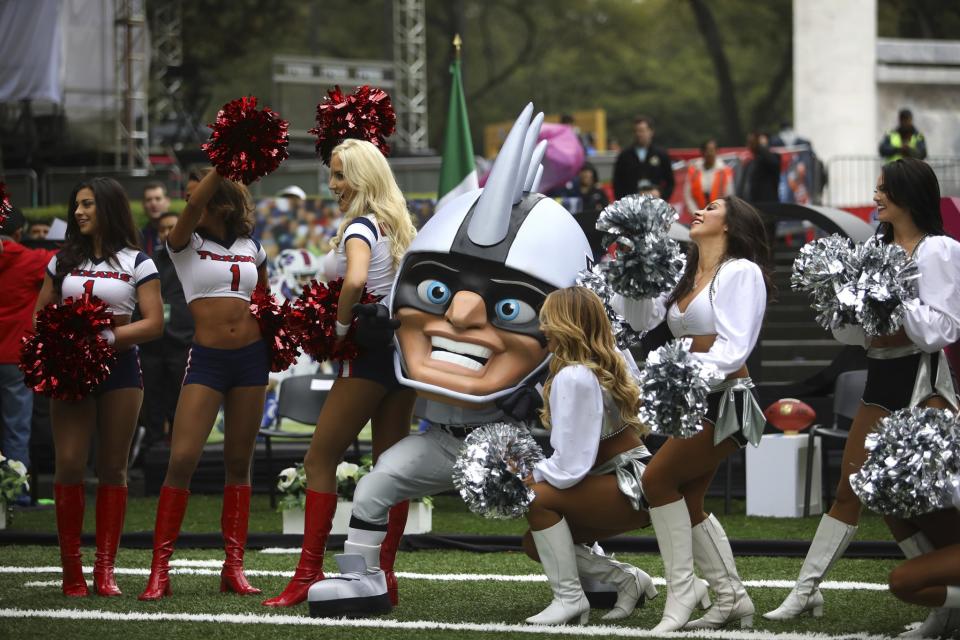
left=392, top=252, right=554, bottom=346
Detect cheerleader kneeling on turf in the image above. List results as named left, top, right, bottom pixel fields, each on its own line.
left=521, top=286, right=657, bottom=626
left=139, top=168, right=270, bottom=600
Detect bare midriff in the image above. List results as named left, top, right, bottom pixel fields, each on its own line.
left=684, top=333, right=748, bottom=380
left=595, top=425, right=644, bottom=466
left=188, top=298, right=261, bottom=348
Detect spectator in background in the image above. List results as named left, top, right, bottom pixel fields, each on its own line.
left=637, top=179, right=661, bottom=199
left=738, top=132, right=781, bottom=205
left=880, top=108, right=927, bottom=163
left=613, top=115, right=674, bottom=201
left=684, top=139, right=734, bottom=216
left=28, top=221, right=51, bottom=240
left=0, top=207, right=58, bottom=505
left=138, top=210, right=194, bottom=457
left=572, top=162, right=609, bottom=260
left=141, top=182, right=171, bottom=256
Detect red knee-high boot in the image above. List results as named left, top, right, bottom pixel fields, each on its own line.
left=262, top=490, right=337, bottom=607
left=138, top=485, right=190, bottom=601
left=54, top=483, right=88, bottom=597
left=93, top=484, right=127, bottom=596
left=220, top=484, right=261, bottom=595
left=380, top=500, right=410, bottom=607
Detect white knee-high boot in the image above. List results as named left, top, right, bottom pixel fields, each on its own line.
left=686, top=513, right=755, bottom=629
left=573, top=544, right=658, bottom=620
left=763, top=514, right=857, bottom=621
left=649, top=499, right=712, bottom=633
left=526, top=518, right=591, bottom=626
left=898, top=533, right=960, bottom=638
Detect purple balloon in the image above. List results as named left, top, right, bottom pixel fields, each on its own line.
left=478, top=123, right=585, bottom=194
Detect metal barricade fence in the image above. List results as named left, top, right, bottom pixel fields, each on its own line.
left=42, top=165, right=184, bottom=208
left=1, top=169, right=40, bottom=208
left=826, top=155, right=960, bottom=207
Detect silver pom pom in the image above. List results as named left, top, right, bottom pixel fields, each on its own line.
left=597, top=195, right=685, bottom=299
left=452, top=423, right=545, bottom=520
left=638, top=339, right=719, bottom=439
left=850, top=407, right=960, bottom=518
left=791, top=234, right=860, bottom=330
left=853, top=237, right=920, bottom=336
left=576, top=265, right=645, bottom=349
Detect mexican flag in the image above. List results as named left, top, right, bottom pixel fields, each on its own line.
left=436, top=56, right=477, bottom=211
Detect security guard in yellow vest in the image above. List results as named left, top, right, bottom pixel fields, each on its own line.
left=879, top=109, right=927, bottom=163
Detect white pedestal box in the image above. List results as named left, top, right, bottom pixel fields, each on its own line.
left=746, top=433, right=823, bottom=517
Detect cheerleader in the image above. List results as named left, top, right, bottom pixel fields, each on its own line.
left=263, top=139, right=418, bottom=607
left=765, top=158, right=960, bottom=637
left=139, top=168, right=269, bottom=600
left=521, top=287, right=657, bottom=625
left=616, top=195, right=774, bottom=631
left=34, top=178, right=163, bottom=596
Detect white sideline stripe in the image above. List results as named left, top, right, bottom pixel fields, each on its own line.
left=0, top=607, right=898, bottom=639
left=2, top=565, right=888, bottom=591
left=170, top=559, right=224, bottom=567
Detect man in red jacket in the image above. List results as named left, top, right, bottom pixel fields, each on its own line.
left=0, top=208, right=57, bottom=504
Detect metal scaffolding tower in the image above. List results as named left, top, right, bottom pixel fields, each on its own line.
left=114, top=0, right=150, bottom=171
left=148, top=0, right=183, bottom=131
left=393, top=0, right=428, bottom=153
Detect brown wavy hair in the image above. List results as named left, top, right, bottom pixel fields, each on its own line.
left=193, top=167, right=255, bottom=238
left=539, top=287, right=646, bottom=436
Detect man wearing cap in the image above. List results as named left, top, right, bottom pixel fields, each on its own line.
left=0, top=208, right=58, bottom=504
left=879, top=109, right=928, bottom=163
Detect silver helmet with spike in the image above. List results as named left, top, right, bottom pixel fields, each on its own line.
left=390, top=103, right=593, bottom=405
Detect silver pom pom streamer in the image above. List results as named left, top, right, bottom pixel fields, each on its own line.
left=791, top=234, right=860, bottom=330
left=597, top=195, right=685, bottom=299
left=638, top=339, right=719, bottom=439
left=853, top=237, right=920, bottom=336
left=576, top=265, right=645, bottom=350
left=850, top=406, right=960, bottom=518
left=452, top=423, right=545, bottom=520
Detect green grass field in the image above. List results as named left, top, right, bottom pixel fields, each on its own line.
left=0, top=496, right=931, bottom=639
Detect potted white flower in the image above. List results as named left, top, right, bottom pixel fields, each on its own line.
left=275, top=456, right=432, bottom=535
left=0, top=451, right=30, bottom=529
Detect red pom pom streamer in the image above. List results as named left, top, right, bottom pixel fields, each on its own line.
left=202, top=96, right=289, bottom=185
left=0, top=182, right=12, bottom=228
left=308, top=85, right=396, bottom=165
left=288, top=277, right=380, bottom=361
left=19, top=295, right=117, bottom=401
left=250, top=287, right=300, bottom=372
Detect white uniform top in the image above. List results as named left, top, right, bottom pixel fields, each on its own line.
left=833, top=235, right=960, bottom=352
left=47, top=248, right=158, bottom=315
left=613, top=258, right=767, bottom=376
left=321, top=214, right=396, bottom=302
left=168, top=231, right=266, bottom=303
left=532, top=365, right=625, bottom=490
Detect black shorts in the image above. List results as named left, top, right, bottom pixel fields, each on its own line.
left=704, top=388, right=751, bottom=448
left=337, top=344, right=402, bottom=391
left=95, top=347, right=143, bottom=395
left=862, top=350, right=931, bottom=412
left=182, top=340, right=270, bottom=393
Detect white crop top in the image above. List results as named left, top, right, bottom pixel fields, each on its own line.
left=167, top=231, right=266, bottom=303
left=613, top=258, right=766, bottom=376
left=832, top=234, right=960, bottom=352
left=322, top=214, right=396, bottom=302
left=47, top=248, right=158, bottom=315
left=532, top=364, right=629, bottom=490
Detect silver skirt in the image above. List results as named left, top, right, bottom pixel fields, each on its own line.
left=709, top=377, right=767, bottom=447
left=589, top=444, right=651, bottom=511
left=866, top=344, right=959, bottom=411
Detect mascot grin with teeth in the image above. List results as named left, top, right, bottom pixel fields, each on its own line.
left=306, top=103, right=593, bottom=617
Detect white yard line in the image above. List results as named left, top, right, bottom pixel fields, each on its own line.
left=1, top=565, right=888, bottom=591
left=0, top=607, right=900, bottom=639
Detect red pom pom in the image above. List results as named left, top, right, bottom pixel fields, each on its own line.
left=0, top=182, right=12, bottom=228
left=764, top=398, right=817, bottom=432
left=19, top=295, right=117, bottom=401
left=202, top=96, right=289, bottom=184
left=288, top=277, right=380, bottom=361
left=308, top=85, right=396, bottom=165
left=250, top=287, right=301, bottom=372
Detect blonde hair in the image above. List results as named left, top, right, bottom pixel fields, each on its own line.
left=329, top=139, right=416, bottom=266
left=539, top=287, right=646, bottom=436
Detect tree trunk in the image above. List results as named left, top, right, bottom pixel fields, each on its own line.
left=688, top=0, right=743, bottom=144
